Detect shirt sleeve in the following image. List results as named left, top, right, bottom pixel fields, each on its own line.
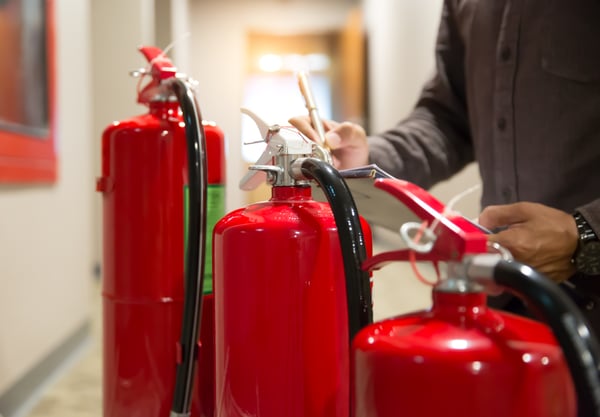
left=368, top=0, right=474, bottom=190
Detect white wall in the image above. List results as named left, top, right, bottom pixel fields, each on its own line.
left=0, top=0, right=93, bottom=396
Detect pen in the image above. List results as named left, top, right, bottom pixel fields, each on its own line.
left=297, top=71, right=329, bottom=151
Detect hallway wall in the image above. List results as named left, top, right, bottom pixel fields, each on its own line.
left=0, top=0, right=94, bottom=412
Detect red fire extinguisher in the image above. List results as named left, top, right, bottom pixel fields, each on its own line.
left=97, top=46, right=225, bottom=417
left=352, top=178, right=600, bottom=417
left=212, top=109, right=373, bottom=417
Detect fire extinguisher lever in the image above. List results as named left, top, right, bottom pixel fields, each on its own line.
left=239, top=108, right=327, bottom=191
left=133, top=45, right=199, bottom=105
left=247, top=164, right=284, bottom=185
left=360, top=179, right=489, bottom=272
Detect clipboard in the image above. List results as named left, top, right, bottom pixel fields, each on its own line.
left=311, top=164, right=422, bottom=233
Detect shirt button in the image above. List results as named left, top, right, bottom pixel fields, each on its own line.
left=500, top=46, right=511, bottom=62
left=496, top=117, right=507, bottom=131
left=502, top=187, right=512, bottom=201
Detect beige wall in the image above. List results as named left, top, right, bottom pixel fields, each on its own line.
left=0, top=0, right=93, bottom=396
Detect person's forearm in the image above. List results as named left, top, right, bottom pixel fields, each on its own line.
left=367, top=1, right=473, bottom=189
left=368, top=101, right=474, bottom=189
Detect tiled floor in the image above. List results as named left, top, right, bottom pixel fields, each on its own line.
left=24, top=228, right=433, bottom=416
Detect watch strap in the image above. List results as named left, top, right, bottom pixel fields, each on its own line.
left=574, top=211, right=598, bottom=243
left=572, top=212, right=600, bottom=275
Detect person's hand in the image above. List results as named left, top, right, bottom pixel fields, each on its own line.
left=288, top=116, right=369, bottom=170
left=478, top=202, right=579, bottom=283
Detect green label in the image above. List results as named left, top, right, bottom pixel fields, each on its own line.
left=204, top=185, right=225, bottom=294
left=184, top=184, right=226, bottom=295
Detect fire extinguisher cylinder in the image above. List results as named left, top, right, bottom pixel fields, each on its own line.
left=214, top=110, right=373, bottom=417
left=351, top=178, right=600, bottom=417
left=99, top=45, right=224, bottom=417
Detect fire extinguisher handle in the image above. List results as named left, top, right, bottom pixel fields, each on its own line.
left=239, top=143, right=280, bottom=191
left=138, top=45, right=177, bottom=79
left=239, top=108, right=315, bottom=190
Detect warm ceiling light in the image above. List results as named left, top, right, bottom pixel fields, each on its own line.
left=305, top=53, right=330, bottom=72
left=258, top=54, right=283, bottom=72
left=257, top=53, right=331, bottom=73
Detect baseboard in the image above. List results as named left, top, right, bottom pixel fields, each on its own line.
left=0, top=321, right=91, bottom=417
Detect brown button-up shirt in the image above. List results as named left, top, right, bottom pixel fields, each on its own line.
left=368, top=0, right=600, bottom=233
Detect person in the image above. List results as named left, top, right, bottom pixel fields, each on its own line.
left=290, top=0, right=600, bottom=329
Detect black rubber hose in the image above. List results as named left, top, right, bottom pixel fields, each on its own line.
left=167, top=78, right=208, bottom=416
left=299, top=158, right=372, bottom=341
left=494, top=260, right=600, bottom=417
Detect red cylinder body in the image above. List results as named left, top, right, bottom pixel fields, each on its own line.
left=98, top=100, right=225, bottom=417
left=213, top=185, right=372, bottom=417
left=353, top=290, right=576, bottom=417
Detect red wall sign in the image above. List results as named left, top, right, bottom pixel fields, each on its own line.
left=0, top=0, right=56, bottom=183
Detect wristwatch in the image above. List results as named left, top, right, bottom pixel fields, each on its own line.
left=572, top=211, right=600, bottom=275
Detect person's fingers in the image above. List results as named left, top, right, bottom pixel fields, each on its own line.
left=478, top=203, right=529, bottom=230
left=322, top=119, right=340, bottom=131
left=481, top=203, right=579, bottom=283
left=324, top=131, right=342, bottom=148
left=324, top=122, right=365, bottom=149
left=289, top=117, right=368, bottom=168
left=290, top=116, right=349, bottom=149
left=288, top=116, right=319, bottom=142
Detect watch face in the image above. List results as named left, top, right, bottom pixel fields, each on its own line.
left=575, top=240, right=600, bottom=275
